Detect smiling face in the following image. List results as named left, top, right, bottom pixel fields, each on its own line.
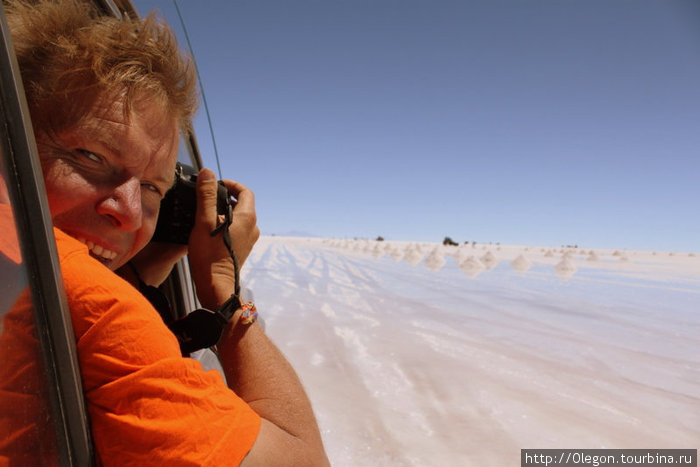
left=37, top=95, right=179, bottom=270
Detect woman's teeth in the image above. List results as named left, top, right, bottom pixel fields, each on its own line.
left=78, top=238, right=117, bottom=260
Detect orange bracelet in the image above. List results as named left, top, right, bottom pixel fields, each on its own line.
left=240, top=301, right=258, bottom=325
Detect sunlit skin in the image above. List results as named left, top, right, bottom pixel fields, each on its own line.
left=37, top=95, right=179, bottom=271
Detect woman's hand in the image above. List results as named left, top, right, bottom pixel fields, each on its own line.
left=187, top=168, right=259, bottom=310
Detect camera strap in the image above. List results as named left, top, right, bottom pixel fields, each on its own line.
left=170, top=197, right=243, bottom=355
left=135, top=194, right=246, bottom=356
left=210, top=198, right=241, bottom=311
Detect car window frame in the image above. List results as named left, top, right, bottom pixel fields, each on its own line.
left=0, top=4, right=95, bottom=466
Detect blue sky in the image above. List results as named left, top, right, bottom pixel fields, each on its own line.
left=134, top=0, right=700, bottom=252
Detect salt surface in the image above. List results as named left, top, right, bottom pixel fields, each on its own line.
left=238, top=237, right=700, bottom=466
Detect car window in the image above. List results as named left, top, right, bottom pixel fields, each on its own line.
left=0, top=170, right=61, bottom=465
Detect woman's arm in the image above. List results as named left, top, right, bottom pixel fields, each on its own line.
left=188, top=169, right=328, bottom=466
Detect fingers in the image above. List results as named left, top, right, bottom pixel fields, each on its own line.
left=220, top=179, right=259, bottom=266
left=194, top=168, right=219, bottom=232
left=190, top=168, right=236, bottom=309
left=220, top=178, right=255, bottom=214
left=197, top=171, right=255, bottom=222
left=188, top=168, right=260, bottom=309
left=193, top=169, right=260, bottom=267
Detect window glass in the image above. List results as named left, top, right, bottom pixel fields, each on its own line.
left=0, top=166, right=59, bottom=465
left=177, top=132, right=197, bottom=165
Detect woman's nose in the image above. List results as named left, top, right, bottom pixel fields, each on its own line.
left=96, top=178, right=143, bottom=231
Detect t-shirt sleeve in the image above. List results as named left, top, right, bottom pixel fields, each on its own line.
left=57, top=234, right=260, bottom=467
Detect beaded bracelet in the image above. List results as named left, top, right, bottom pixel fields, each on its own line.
left=239, top=301, right=258, bottom=325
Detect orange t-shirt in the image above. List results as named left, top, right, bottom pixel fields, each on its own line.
left=0, top=204, right=260, bottom=466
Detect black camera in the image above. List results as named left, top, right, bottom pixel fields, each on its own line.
left=152, top=163, right=231, bottom=244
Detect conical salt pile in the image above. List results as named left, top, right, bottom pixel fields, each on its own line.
left=511, top=254, right=532, bottom=273
left=459, top=256, right=484, bottom=278
left=554, top=256, right=577, bottom=280
left=424, top=248, right=446, bottom=272
left=480, top=251, right=499, bottom=270
left=454, top=245, right=472, bottom=264
left=372, top=243, right=386, bottom=259
left=404, top=245, right=424, bottom=266
left=390, top=246, right=404, bottom=262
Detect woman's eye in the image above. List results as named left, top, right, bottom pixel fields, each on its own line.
left=76, top=149, right=102, bottom=163
left=142, top=183, right=162, bottom=196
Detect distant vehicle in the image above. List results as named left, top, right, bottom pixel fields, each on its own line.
left=0, top=1, right=204, bottom=464
left=442, top=236, right=459, bottom=246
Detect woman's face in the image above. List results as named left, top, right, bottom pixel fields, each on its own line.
left=38, top=96, right=179, bottom=270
